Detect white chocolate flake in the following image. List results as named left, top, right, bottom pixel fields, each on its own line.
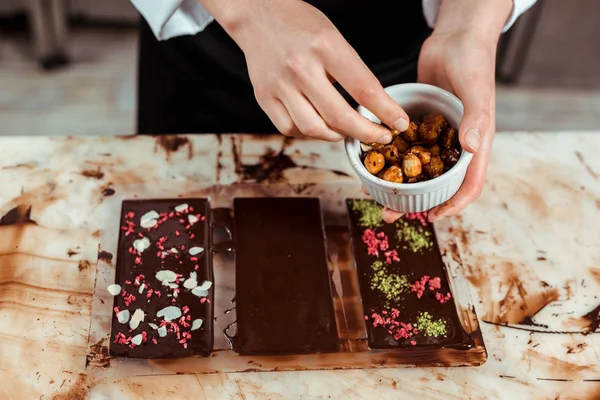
left=131, top=334, right=143, bottom=345
left=129, top=309, right=145, bottom=330
left=174, top=203, right=189, bottom=213
left=116, top=310, right=130, bottom=324
left=107, top=284, right=122, bottom=296
left=133, top=237, right=151, bottom=253
left=148, top=323, right=158, bottom=330
left=189, top=247, right=204, bottom=256
left=188, top=214, right=198, bottom=224
left=196, top=280, right=212, bottom=291
left=138, top=283, right=146, bottom=294
left=183, top=272, right=198, bottom=289
left=157, top=325, right=167, bottom=337
left=140, top=210, right=159, bottom=228
left=191, top=319, right=203, bottom=331
left=191, top=287, right=208, bottom=298
left=156, top=270, right=177, bottom=283
left=157, top=306, right=181, bottom=322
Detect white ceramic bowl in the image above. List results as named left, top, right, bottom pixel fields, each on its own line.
left=345, top=83, right=472, bottom=213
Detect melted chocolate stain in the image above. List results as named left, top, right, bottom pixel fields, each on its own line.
left=86, top=338, right=111, bottom=368
left=347, top=199, right=471, bottom=349
left=230, top=136, right=350, bottom=183
left=156, top=136, right=189, bottom=152
left=239, top=148, right=297, bottom=183
left=81, top=168, right=105, bottom=180
left=97, top=250, right=113, bottom=264
left=110, top=199, right=213, bottom=358
left=102, top=187, right=116, bottom=196
left=0, top=205, right=36, bottom=225
left=232, top=197, right=339, bottom=355
left=582, top=304, right=600, bottom=333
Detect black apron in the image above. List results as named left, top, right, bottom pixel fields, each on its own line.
left=137, top=0, right=432, bottom=134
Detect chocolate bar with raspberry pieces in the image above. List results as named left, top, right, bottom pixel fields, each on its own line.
left=347, top=199, right=470, bottom=349
left=109, top=199, right=213, bottom=358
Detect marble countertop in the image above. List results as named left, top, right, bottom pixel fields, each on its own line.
left=0, top=133, right=598, bottom=399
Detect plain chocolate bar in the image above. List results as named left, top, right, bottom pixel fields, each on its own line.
left=233, top=197, right=339, bottom=355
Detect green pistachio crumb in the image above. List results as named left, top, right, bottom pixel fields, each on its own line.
left=350, top=199, right=383, bottom=229
left=396, top=221, right=433, bottom=253
left=369, top=261, right=409, bottom=305
left=415, top=312, right=447, bottom=337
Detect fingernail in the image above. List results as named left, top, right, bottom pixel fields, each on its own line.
left=465, top=128, right=481, bottom=152
left=376, top=132, right=392, bottom=144
left=393, top=117, right=409, bottom=132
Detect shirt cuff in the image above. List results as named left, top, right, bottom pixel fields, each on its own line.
left=131, top=0, right=214, bottom=41
left=422, top=0, right=538, bottom=33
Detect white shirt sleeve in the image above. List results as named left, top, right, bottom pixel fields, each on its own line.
left=130, top=0, right=213, bottom=41
left=422, top=0, right=538, bottom=33
left=132, top=0, right=537, bottom=41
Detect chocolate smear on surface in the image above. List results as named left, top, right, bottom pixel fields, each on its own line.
left=97, top=250, right=113, bottom=264
left=0, top=204, right=36, bottom=226
left=156, top=135, right=193, bottom=159
left=81, top=168, right=105, bottom=180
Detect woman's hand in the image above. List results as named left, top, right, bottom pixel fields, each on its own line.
left=206, top=0, right=409, bottom=144
left=381, top=0, right=512, bottom=223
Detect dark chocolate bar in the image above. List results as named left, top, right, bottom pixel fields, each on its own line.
left=347, top=199, right=470, bottom=349
left=109, top=199, right=213, bottom=358
left=233, top=197, right=339, bottom=355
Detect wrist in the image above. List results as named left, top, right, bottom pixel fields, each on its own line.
left=433, top=0, right=513, bottom=43
left=198, top=0, right=256, bottom=41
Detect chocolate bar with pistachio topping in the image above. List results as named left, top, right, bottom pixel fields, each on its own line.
left=347, top=199, right=470, bottom=349
left=108, top=199, right=213, bottom=358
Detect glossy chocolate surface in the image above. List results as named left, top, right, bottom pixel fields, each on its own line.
left=110, top=199, right=213, bottom=358
left=347, top=199, right=471, bottom=349
left=232, top=197, right=339, bottom=355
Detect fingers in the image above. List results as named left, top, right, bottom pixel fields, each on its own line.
left=454, top=72, right=493, bottom=154
left=258, top=97, right=303, bottom=138
left=300, top=69, right=393, bottom=143
left=322, top=42, right=410, bottom=134
left=429, top=91, right=496, bottom=222
left=382, top=207, right=404, bottom=223
left=278, top=89, right=345, bottom=142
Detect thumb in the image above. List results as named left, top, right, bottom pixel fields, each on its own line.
left=455, top=75, right=493, bottom=153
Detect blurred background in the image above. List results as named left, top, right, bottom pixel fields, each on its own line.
left=0, top=0, right=599, bottom=136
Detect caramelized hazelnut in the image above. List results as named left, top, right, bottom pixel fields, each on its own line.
left=407, top=174, right=427, bottom=183
left=439, top=127, right=459, bottom=148
left=363, top=149, right=385, bottom=175
left=402, top=153, right=422, bottom=178
left=360, top=142, right=384, bottom=152
left=441, top=147, right=460, bottom=168
left=401, top=121, right=420, bottom=143
left=428, top=144, right=441, bottom=157
left=407, top=146, right=431, bottom=165
left=392, top=136, right=411, bottom=153
left=423, top=113, right=448, bottom=126
left=423, top=155, right=444, bottom=178
left=390, top=129, right=401, bottom=138
left=379, top=165, right=404, bottom=183
left=381, top=144, right=401, bottom=164
left=418, top=122, right=441, bottom=144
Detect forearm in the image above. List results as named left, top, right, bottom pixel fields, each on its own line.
left=433, top=0, right=513, bottom=43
